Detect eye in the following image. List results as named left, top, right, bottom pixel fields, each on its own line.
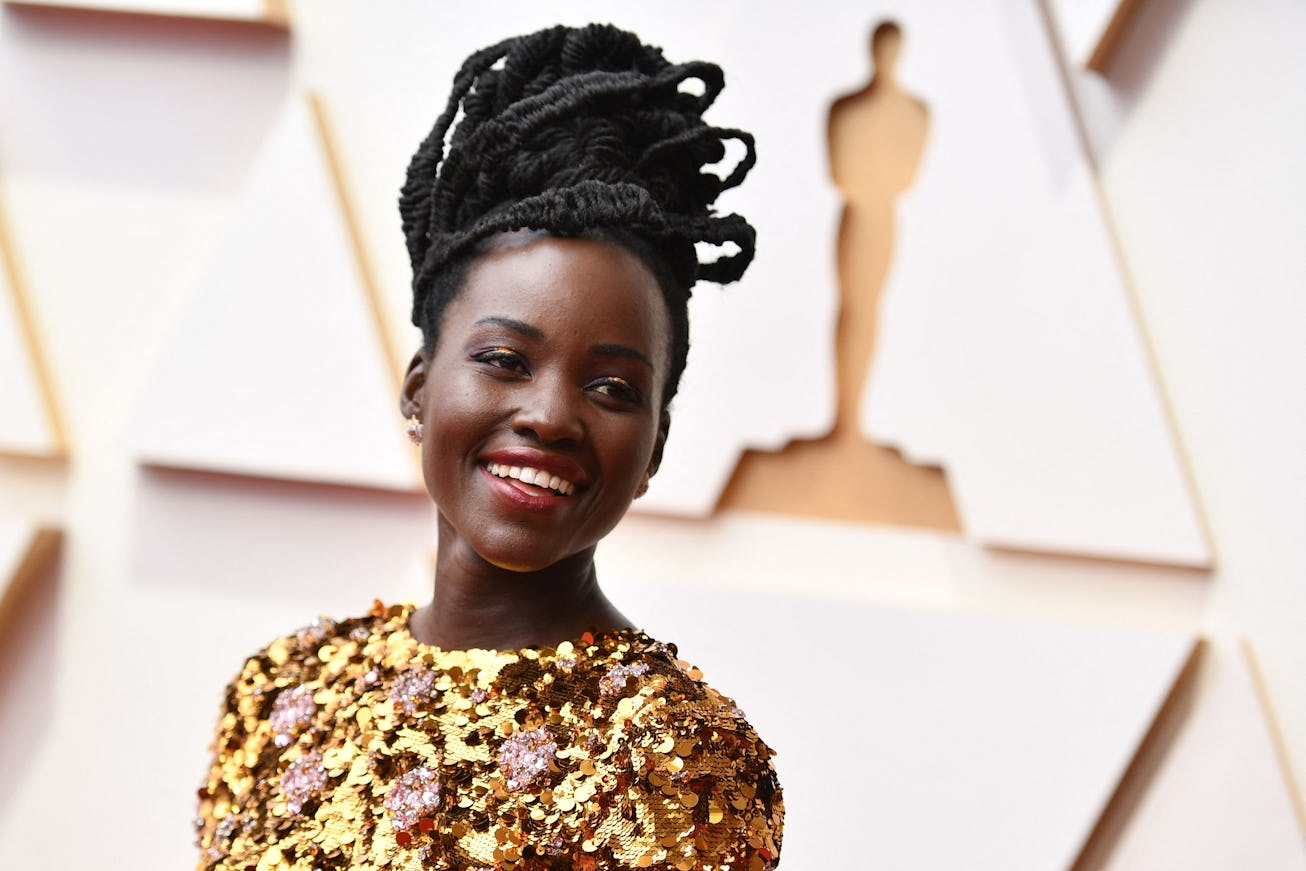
left=589, top=377, right=644, bottom=406
left=472, top=347, right=529, bottom=374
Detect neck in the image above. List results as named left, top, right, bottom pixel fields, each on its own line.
left=409, top=520, right=632, bottom=651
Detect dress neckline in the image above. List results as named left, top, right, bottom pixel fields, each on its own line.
left=385, top=601, right=648, bottom=660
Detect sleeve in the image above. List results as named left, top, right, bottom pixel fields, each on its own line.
left=595, top=694, right=785, bottom=871
left=194, top=656, right=270, bottom=870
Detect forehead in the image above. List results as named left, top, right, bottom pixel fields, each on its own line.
left=444, top=234, right=672, bottom=363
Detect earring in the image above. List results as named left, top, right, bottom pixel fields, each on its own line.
left=634, top=473, right=650, bottom=498
left=405, top=414, right=424, bottom=445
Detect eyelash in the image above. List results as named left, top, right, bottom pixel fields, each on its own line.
left=591, top=378, right=643, bottom=405
left=470, top=348, right=644, bottom=406
left=472, top=347, right=527, bottom=373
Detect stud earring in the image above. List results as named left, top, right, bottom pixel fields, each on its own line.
left=405, top=414, right=424, bottom=445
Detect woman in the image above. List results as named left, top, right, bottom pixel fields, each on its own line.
left=196, top=23, right=782, bottom=871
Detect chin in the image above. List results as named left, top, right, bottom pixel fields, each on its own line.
left=469, top=533, right=578, bottom=575
left=481, top=553, right=556, bottom=573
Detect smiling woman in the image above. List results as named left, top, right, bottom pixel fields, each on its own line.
left=194, top=23, right=782, bottom=871
left=406, top=234, right=671, bottom=579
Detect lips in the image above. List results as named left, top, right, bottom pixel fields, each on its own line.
left=484, top=461, right=576, bottom=496
left=479, top=448, right=589, bottom=499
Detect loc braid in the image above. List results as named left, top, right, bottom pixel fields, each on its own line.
left=399, top=36, right=516, bottom=268
left=400, top=23, right=758, bottom=405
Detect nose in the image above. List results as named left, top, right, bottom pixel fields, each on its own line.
left=510, top=374, right=584, bottom=446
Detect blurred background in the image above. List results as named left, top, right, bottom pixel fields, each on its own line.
left=0, top=1, right=1303, bottom=868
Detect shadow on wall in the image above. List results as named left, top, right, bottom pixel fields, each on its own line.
left=1079, top=0, right=1201, bottom=158
left=127, top=465, right=435, bottom=606
left=0, top=533, right=61, bottom=823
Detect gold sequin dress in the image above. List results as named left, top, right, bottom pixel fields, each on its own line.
left=196, top=602, right=783, bottom=870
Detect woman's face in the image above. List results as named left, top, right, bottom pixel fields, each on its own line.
left=403, top=233, right=672, bottom=573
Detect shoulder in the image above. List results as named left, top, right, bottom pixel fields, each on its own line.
left=590, top=632, right=785, bottom=869
left=207, top=603, right=407, bottom=757
left=196, top=604, right=405, bottom=864
left=220, top=602, right=404, bottom=693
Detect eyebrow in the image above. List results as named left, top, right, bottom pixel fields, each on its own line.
left=474, top=316, right=653, bottom=369
left=474, top=316, right=543, bottom=339
left=592, top=343, right=653, bottom=370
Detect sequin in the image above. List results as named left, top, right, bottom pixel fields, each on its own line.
left=297, top=617, right=338, bottom=649
left=598, top=660, right=649, bottom=697
left=269, top=684, right=316, bottom=748
left=496, top=726, right=558, bottom=791
left=281, top=751, right=328, bottom=815
left=203, top=814, right=240, bottom=861
left=390, top=668, right=438, bottom=717
left=195, top=603, right=783, bottom=870
left=384, top=767, right=442, bottom=833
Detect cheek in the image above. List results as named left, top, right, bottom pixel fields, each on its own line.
left=603, top=419, right=659, bottom=485
left=420, top=379, right=490, bottom=487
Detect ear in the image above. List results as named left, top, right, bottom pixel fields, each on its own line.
left=399, top=350, right=429, bottom=419
left=645, top=409, right=672, bottom=481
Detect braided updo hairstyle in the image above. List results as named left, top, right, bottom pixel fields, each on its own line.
left=399, top=23, right=757, bottom=407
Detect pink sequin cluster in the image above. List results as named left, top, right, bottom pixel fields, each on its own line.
left=270, top=685, right=316, bottom=748
left=497, top=727, right=558, bottom=791
left=384, top=767, right=442, bottom=832
left=201, top=813, right=239, bottom=861
left=281, top=751, right=327, bottom=815
left=296, top=617, right=337, bottom=649
left=598, top=661, right=649, bottom=697
left=391, top=668, right=438, bottom=717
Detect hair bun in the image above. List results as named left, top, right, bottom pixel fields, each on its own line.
left=399, top=23, right=757, bottom=329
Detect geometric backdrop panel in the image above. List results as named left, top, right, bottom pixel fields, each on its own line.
left=131, top=96, right=419, bottom=491
left=1097, top=645, right=1306, bottom=870
left=3, top=0, right=288, bottom=26
left=1045, top=0, right=1139, bottom=70
left=858, top=0, right=1209, bottom=565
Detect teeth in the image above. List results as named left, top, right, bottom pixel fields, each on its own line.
left=485, top=462, right=575, bottom=495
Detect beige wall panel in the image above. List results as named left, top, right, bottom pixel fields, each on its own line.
left=1083, top=0, right=1306, bottom=787
left=5, top=0, right=286, bottom=26
left=1046, top=0, right=1143, bottom=71
left=852, top=1, right=1207, bottom=565
left=130, top=96, right=419, bottom=491
left=1088, top=644, right=1306, bottom=870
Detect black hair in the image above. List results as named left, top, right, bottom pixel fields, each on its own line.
left=399, top=23, right=756, bottom=407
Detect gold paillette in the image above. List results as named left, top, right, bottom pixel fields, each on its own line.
left=196, top=602, right=783, bottom=870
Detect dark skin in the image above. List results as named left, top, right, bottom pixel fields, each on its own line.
left=399, top=232, right=673, bottom=651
